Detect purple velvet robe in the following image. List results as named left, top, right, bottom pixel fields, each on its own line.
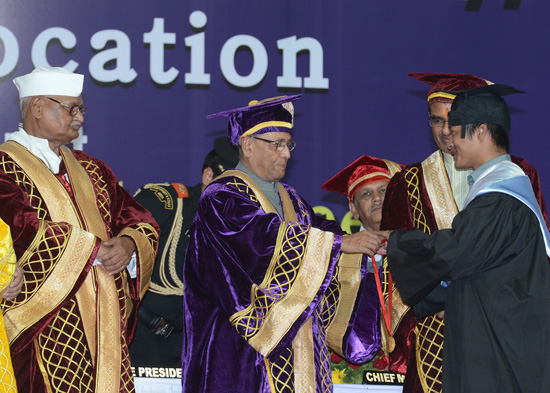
left=182, top=170, right=381, bottom=393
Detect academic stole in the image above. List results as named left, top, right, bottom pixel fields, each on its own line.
left=0, top=142, right=123, bottom=393
left=222, top=170, right=326, bottom=393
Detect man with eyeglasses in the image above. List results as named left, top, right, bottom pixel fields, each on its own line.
left=182, top=95, right=386, bottom=392
left=0, top=66, right=159, bottom=392
left=379, top=73, right=549, bottom=393
left=385, top=84, right=550, bottom=393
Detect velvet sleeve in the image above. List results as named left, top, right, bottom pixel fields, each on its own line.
left=186, top=181, right=343, bottom=361
left=512, top=155, right=549, bottom=230
left=72, top=151, right=159, bottom=299
left=381, top=170, right=415, bottom=231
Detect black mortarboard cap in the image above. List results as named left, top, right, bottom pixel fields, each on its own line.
left=448, top=84, right=524, bottom=135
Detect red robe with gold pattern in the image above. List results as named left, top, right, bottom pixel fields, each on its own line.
left=0, top=141, right=159, bottom=393
left=380, top=150, right=548, bottom=393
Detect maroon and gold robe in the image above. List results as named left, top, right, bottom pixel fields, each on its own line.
left=0, top=141, right=159, bottom=393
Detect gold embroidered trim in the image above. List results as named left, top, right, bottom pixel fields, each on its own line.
left=241, top=121, right=293, bottom=139
left=34, top=340, right=54, bottom=392
left=383, top=159, right=403, bottom=177
left=247, top=228, right=333, bottom=356
left=348, top=172, right=391, bottom=196
left=293, top=317, right=315, bottom=393
left=119, top=226, right=156, bottom=298
left=427, top=91, right=456, bottom=102
left=421, top=150, right=458, bottom=229
left=4, top=225, right=95, bottom=343
left=325, top=253, right=362, bottom=355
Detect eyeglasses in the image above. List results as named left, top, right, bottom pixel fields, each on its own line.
left=428, top=116, right=448, bottom=130
left=252, top=136, right=296, bottom=152
left=46, top=97, right=86, bottom=116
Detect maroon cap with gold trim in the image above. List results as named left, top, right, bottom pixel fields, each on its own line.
left=322, top=156, right=403, bottom=201
left=408, top=72, right=490, bottom=104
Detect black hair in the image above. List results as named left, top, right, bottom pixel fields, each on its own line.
left=464, top=123, right=510, bottom=153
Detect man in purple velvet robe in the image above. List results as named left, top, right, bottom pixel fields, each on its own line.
left=182, top=95, right=384, bottom=392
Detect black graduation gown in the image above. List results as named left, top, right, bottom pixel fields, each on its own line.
left=388, top=192, right=550, bottom=393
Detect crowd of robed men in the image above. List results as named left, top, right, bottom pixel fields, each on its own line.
left=0, top=67, right=548, bottom=393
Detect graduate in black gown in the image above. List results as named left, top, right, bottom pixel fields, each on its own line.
left=385, top=84, right=550, bottom=393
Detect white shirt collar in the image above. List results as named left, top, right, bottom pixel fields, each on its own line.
left=8, top=125, right=62, bottom=174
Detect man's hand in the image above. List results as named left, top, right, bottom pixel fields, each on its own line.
left=3, top=264, right=24, bottom=301
left=97, top=236, right=136, bottom=275
left=341, top=229, right=387, bottom=256
left=375, top=230, right=393, bottom=255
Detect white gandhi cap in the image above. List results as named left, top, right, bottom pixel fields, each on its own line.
left=13, top=67, right=84, bottom=98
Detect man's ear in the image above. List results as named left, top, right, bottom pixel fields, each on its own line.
left=348, top=200, right=359, bottom=220
left=202, top=167, right=214, bottom=186
left=477, top=124, right=488, bottom=140
left=241, top=137, right=253, bottom=158
left=30, top=97, right=44, bottom=119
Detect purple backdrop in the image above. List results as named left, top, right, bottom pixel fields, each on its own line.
left=0, top=0, right=548, bottom=221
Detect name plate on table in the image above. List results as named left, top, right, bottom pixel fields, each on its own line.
left=363, top=371, right=405, bottom=385
left=133, top=367, right=182, bottom=393
left=132, top=367, right=181, bottom=379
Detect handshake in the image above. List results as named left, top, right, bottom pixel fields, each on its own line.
left=340, top=229, right=392, bottom=256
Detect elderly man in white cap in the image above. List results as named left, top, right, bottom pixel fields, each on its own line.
left=0, top=67, right=159, bottom=392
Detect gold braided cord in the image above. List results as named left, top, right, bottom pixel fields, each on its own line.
left=149, top=197, right=184, bottom=296
left=319, top=263, right=340, bottom=329
left=325, top=253, right=362, bottom=356
left=269, top=348, right=295, bottom=393
left=0, top=154, right=48, bottom=219
left=0, top=315, right=16, bottom=393
left=404, top=167, right=431, bottom=235
left=416, top=318, right=443, bottom=393
left=76, top=157, right=112, bottom=226
left=314, top=309, right=333, bottom=393
left=230, top=221, right=307, bottom=346
left=36, top=298, right=95, bottom=392
left=404, top=161, right=446, bottom=393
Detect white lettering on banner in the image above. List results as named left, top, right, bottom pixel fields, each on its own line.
left=185, top=11, right=210, bottom=85
left=144, top=18, right=179, bottom=85
left=0, top=13, right=329, bottom=90
left=32, top=27, right=79, bottom=71
left=220, top=35, right=268, bottom=88
left=0, top=26, right=19, bottom=76
left=277, top=36, right=329, bottom=89
left=89, top=29, right=137, bottom=83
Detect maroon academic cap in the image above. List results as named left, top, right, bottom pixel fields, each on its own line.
left=408, top=72, right=491, bottom=104
left=206, top=95, right=302, bottom=145
left=322, top=156, right=403, bottom=201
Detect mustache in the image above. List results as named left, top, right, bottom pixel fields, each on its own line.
left=70, top=121, right=82, bottom=128
left=370, top=202, right=383, bottom=212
